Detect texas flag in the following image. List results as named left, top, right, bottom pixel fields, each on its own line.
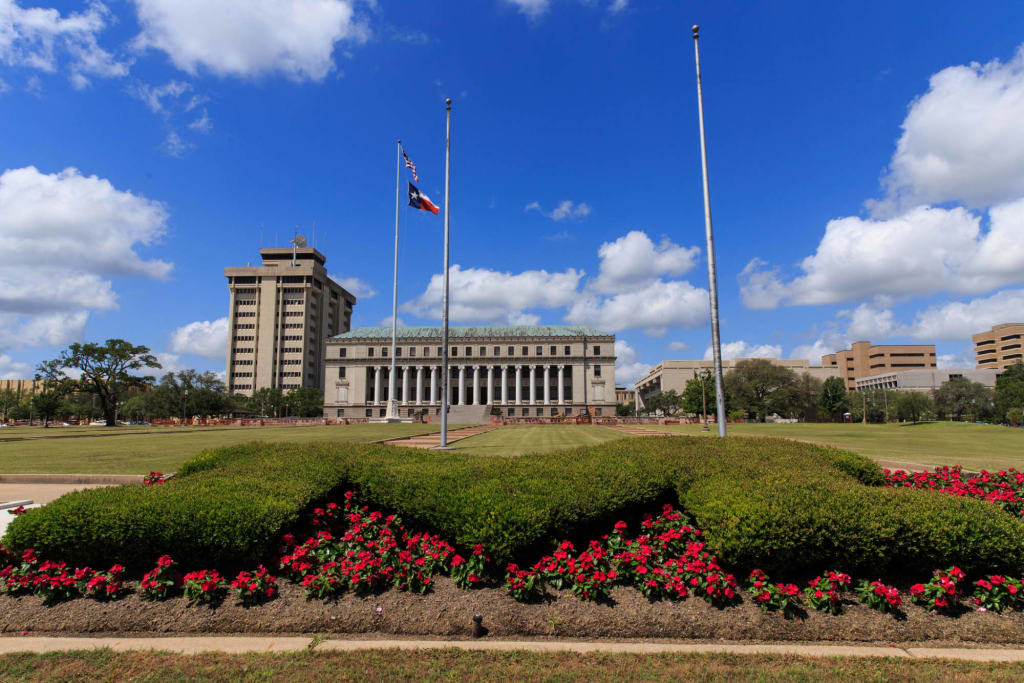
left=408, top=182, right=440, bottom=215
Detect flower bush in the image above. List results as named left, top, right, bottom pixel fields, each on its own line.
left=140, top=555, right=181, bottom=600
left=450, top=544, right=489, bottom=590
left=972, top=575, right=1023, bottom=613
left=504, top=563, right=544, bottom=602
left=143, top=471, right=167, bottom=486
left=909, top=566, right=965, bottom=614
left=804, top=571, right=851, bottom=615
left=856, top=579, right=902, bottom=615
left=182, top=569, right=227, bottom=604
left=84, top=564, right=127, bottom=601
left=885, top=466, right=1024, bottom=518
left=7, top=505, right=26, bottom=516
left=232, top=566, right=277, bottom=606
left=747, top=569, right=802, bottom=618
left=1, top=548, right=39, bottom=596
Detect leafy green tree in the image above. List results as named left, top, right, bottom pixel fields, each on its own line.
left=723, top=359, right=800, bottom=422
left=995, top=361, right=1024, bottom=423
left=895, top=391, right=933, bottom=423
left=616, top=401, right=635, bottom=417
left=30, top=391, right=65, bottom=427
left=933, top=377, right=994, bottom=422
left=849, top=388, right=887, bottom=423
left=819, top=377, right=849, bottom=422
left=794, top=374, right=823, bottom=422
left=32, top=358, right=75, bottom=427
left=49, top=339, right=161, bottom=426
left=681, top=370, right=717, bottom=420
left=251, top=387, right=284, bottom=417
left=285, top=386, right=325, bottom=417
left=1007, top=406, right=1024, bottom=426
left=0, top=387, right=17, bottom=424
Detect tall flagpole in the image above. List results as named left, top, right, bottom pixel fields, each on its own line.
left=693, top=25, right=727, bottom=437
left=439, top=98, right=452, bottom=448
left=387, top=139, right=401, bottom=421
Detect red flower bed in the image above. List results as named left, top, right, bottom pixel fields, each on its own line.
left=885, top=466, right=1024, bottom=517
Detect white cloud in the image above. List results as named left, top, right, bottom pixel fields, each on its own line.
left=591, top=230, right=700, bottom=295
left=163, top=129, right=190, bottom=157
left=401, top=264, right=583, bottom=323
left=130, top=0, right=369, bottom=81
left=741, top=201, right=1024, bottom=308
left=667, top=341, right=690, bottom=352
left=169, top=318, right=228, bottom=359
left=505, top=0, right=549, bottom=19
left=525, top=200, right=591, bottom=222
left=131, top=79, right=191, bottom=113
left=378, top=316, right=406, bottom=328
left=705, top=341, right=782, bottom=361
left=907, top=289, right=1024, bottom=341
left=0, top=166, right=170, bottom=351
left=0, top=0, right=129, bottom=87
left=330, top=275, right=376, bottom=299
left=0, top=353, right=31, bottom=379
left=151, top=351, right=186, bottom=375
left=188, top=109, right=212, bottom=134
left=543, top=230, right=571, bottom=242
left=937, top=349, right=975, bottom=369
left=880, top=45, right=1024, bottom=210
left=507, top=311, right=540, bottom=326
left=614, top=339, right=650, bottom=386
left=789, top=327, right=850, bottom=366
left=840, top=303, right=903, bottom=340
left=608, top=0, right=628, bottom=12
left=566, top=279, right=708, bottom=337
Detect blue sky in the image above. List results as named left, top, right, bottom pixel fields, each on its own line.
left=2, top=0, right=1024, bottom=386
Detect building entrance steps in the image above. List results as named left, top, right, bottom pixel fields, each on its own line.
left=380, top=424, right=498, bottom=449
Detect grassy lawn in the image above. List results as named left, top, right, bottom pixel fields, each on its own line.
left=451, top=424, right=630, bottom=457
left=0, top=424, right=442, bottom=475
left=2, top=649, right=1024, bottom=682
left=637, top=421, right=1024, bottom=470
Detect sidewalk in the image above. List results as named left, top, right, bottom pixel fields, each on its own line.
left=381, top=425, right=498, bottom=449
left=2, top=637, right=1024, bottom=661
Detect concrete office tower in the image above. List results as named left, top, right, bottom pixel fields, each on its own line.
left=323, top=325, right=616, bottom=422
left=822, top=341, right=936, bottom=391
left=973, top=323, right=1024, bottom=370
left=224, top=248, right=356, bottom=396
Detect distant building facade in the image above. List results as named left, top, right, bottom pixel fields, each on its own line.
left=323, top=325, right=616, bottom=419
left=822, top=341, right=936, bottom=391
left=0, top=379, right=42, bottom=397
left=224, top=248, right=356, bottom=396
left=634, top=358, right=840, bottom=407
left=973, top=323, right=1024, bottom=370
left=615, top=386, right=634, bottom=405
left=854, top=368, right=999, bottom=393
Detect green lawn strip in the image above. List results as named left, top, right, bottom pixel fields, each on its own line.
left=0, top=424, right=443, bottom=475
left=2, top=649, right=1024, bottom=682
left=635, top=422, right=1024, bottom=471
left=8, top=436, right=1022, bottom=577
left=450, top=425, right=633, bottom=457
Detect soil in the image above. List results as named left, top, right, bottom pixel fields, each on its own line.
left=2, top=577, right=1024, bottom=645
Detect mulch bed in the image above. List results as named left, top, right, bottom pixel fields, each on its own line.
left=3, top=576, right=1024, bottom=644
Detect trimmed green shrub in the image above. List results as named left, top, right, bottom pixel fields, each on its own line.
left=5, top=436, right=1023, bottom=577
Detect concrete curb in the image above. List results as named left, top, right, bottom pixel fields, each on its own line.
left=0, top=474, right=143, bottom=485
left=2, top=637, right=1024, bottom=661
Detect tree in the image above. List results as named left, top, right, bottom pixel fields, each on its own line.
left=285, top=387, right=324, bottom=417
left=50, top=339, right=161, bottom=426
left=794, top=374, right=823, bottom=422
left=933, top=377, right=994, bottom=422
left=819, top=377, right=849, bottom=422
left=995, top=361, right=1024, bottom=423
left=0, top=388, right=17, bottom=424
left=1007, top=406, right=1024, bottom=426
left=849, top=388, right=886, bottom=423
left=723, top=360, right=800, bottom=422
left=33, top=358, right=74, bottom=427
left=895, top=391, right=933, bottom=423
left=30, top=391, right=65, bottom=427
left=616, top=401, right=635, bottom=417
left=251, top=387, right=284, bottom=417
left=681, top=370, right=717, bottom=421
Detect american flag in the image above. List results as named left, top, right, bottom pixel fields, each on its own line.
left=403, top=150, right=418, bottom=182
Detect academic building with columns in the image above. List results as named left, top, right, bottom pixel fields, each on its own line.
left=323, top=325, right=616, bottom=419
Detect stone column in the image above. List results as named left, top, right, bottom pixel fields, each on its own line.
left=544, top=366, right=551, bottom=405
left=487, top=366, right=495, bottom=405
left=515, top=366, right=522, bottom=405
left=430, top=366, right=438, bottom=404
left=402, top=366, right=410, bottom=404
left=374, top=366, right=382, bottom=404
left=458, top=366, right=465, bottom=406
left=529, top=365, right=537, bottom=405
left=558, top=365, right=565, bottom=404
left=502, top=366, right=509, bottom=404
left=472, top=366, right=480, bottom=405
left=416, top=366, right=424, bottom=405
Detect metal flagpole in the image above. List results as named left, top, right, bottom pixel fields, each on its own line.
left=386, top=140, right=402, bottom=421
left=439, top=99, right=453, bottom=448
left=692, top=25, right=727, bottom=437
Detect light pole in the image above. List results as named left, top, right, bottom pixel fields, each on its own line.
left=700, top=370, right=709, bottom=432
left=182, top=388, right=189, bottom=426
left=692, top=24, right=727, bottom=437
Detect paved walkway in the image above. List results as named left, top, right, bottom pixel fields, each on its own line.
left=381, top=425, right=498, bottom=449
left=1, top=637, right=1024, bottom=661
left=606, top=425, right=681, bottom=437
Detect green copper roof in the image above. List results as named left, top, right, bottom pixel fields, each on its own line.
left=332, top=325, right=612, bottom=340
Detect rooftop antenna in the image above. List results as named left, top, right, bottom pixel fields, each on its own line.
left=289, top=233, right=307, bottom=267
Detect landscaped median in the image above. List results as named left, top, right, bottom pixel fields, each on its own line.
left=3, top=436, right=1024, bottom=641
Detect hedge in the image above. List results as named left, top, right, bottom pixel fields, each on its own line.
left=5, top=436, right=1023, bottom=577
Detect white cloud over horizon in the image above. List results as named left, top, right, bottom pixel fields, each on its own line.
left=525, top=200, right=592, bottom=222
left=169, top=317, right=228, bottom=359
left=614, top=339, right=650, bottom=386
left=331, top=275, right=376, bottom=299
left=590, top=230, right=700, bottom=295
left=705, top=340, right=783, bottom=361
left=130, top=0, right=370, bottom=81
